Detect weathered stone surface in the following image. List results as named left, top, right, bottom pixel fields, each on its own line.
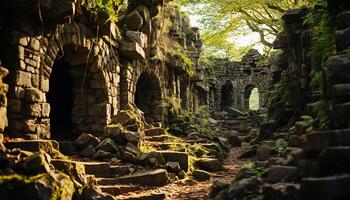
left=4, top=140, right=59, bottom=153
left=303, top=129, right=350, bottom=156
left=0, top=171, right=75, bottom=200
left=95, top=138, right=118, bottom=153
left=74, top=133, right=100, bottom=150
left=319, top=146, right=350, bottom=175
left=125, top=10, right=144, bottom=31
left=212, top=177, right=260, bottom=200
left=126, top=31, right=148, bottom=48
left=263, top=183, right=301, bottom=200
left=195, top=158, right=223, bottom=172
left=158, top=151, right=189, bottom=172
left=192, top=169, right=211, bottom=181
left=301, top=175, right=350, bottom=200
left=17, top=152, right=51, bottom=175
left=145, top=128, right=166, bottom=136
left=81, top=145, right=95, bottom=157
left=332, top=84, right=350, bottom=103
left=115, top=169, right=168, bottom=187
left=335, top=27, right=350, bottom=51
left=265, top=166, right=300, bottom=183
left=257, top=145, right=275, bottom=161
left=166, top=161, right=181, bottom=173
left=297, top=159, right=320, bottom=178
left=282, top=9, right=307, bottom=24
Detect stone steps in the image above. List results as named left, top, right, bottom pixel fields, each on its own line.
left=301, top=174, right=350, bottom=199
left=145, top=142, right=184, bottom=150
left=144, top=128, right=167, bottom=137
left=156, top=151, right=189, bottom=172
left=116, top=193, right=166, bottom=200
left=144, top=135, right=171, bottom=142
left=106, top=169, right=168, bottom=187
left=302, top=129, right=350, bottom=157
left=4, top=140, right=59, bottom=153
left=98, top=185, right=140, bottom=196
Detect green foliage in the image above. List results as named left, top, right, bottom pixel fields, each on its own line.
left=303, top=0, right=333, bottom=126
left=176, top=0, right=310, bottom=58
left=274, top=139, right=288, bottom=154
left=241, top=161, right=267, bottom=178
left=87, top=0, right=122, bottom=23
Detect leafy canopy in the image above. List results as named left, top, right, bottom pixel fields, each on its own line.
left=176, top=0, right=310, bottom=59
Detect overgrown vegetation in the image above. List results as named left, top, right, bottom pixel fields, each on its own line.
left=154, top=8, right=195, bottom=76
left=86, top=0, right=123, bottom=23
left=304, top=0, right=335, bottom=127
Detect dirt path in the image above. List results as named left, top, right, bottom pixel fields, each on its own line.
left=115, top=144, right=249, bottom=200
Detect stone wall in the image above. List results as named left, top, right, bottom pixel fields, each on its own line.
left=0, top=62, right=9, bottom=141
left=211, top=50, right=272, bottom=112
left=0, top=0, right=206, bottom=139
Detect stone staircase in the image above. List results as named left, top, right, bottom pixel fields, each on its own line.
left=3, top=139, right=169, bottom=199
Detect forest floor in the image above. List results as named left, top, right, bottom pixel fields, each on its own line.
left=115, top=144, right=250, bottom=200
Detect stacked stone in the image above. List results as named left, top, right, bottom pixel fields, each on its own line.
left=327, top=6, right=350, bottom=128
left=211, top=50, right=272, bottom=112
left=1, top=1, right=121, bottom=138
left=0, top=62, right=9, bottom=142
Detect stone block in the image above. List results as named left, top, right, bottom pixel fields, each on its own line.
left=301, top=175, right=350, bottom=200
left=125, top=10, right=143, bottom=31
left=332, top=84, right=350, bottom=103
left=319, top=146, right=350, bottom=175
left=265, top=166, right=300, bottom=183
left=335, top=27, right=350, bottom=52
left=119, top=42, right=145, bottom=60
left=24, top=88, right=45, bottom=102
left=126, top=31, right=148, bottom=48
left=16, top=70, right=32, bottom=87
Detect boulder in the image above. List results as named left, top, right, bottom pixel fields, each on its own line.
left=17, top=152, right=51, bottom=175
left=124, top=10, right=143, bottom=31
left=335, top=27, right=350, bottom=52
left=94, top=150, right=115, bottom=159
left=227, top=135, right=242, bottom=147
left=0, top=172, right=75, bottom=200
left=74, top=133, right=100, bottom=150
left=166, top=162, right=181, bottom=173
left=95, top=138, right=118, bottom=153
left=257, top=145, right=275, bottom=161
left=192, top=170, right=211, bottom=181
left=195, top=158, right=223, bottom=172
left=263, top=183, right=301, bottom=200
left=122, top=130, right=141, bottom=145
left=81, top=145, right=95, bottom=158
left=158, top=151, right=189, bottom=171
left=265, top=166, right=300, bottom=183
left=212, top=177, right=260, bottom=200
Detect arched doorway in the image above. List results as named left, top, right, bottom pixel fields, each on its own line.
left=47, top=58, right=73, bottom=139
left=221, top=83, right=233, bottom=110
left=245, top=85, right=260, bottom=111
left=47, top=47, right=109, bottom=140
left=135, top=72, right=162, bottom=123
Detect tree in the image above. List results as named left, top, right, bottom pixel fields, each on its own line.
left=176, top=0, right=310, bottom=58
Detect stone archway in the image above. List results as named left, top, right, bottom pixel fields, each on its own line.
left=46, top=46, right=110, bottom=139
left=221, top=83, right=233, bottom=110
left=134, top=72, right=162, bottom=123
left=47, top=57, right=73, bottom=139
left=244, top=85, right=259, bottom=111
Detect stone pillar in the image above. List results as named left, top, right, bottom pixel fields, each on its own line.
left=0, top=65, right=9, bottom=141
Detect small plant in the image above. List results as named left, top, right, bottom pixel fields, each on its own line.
left=275, top=139, right=288, bottom=154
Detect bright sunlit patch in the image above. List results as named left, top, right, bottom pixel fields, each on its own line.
left=249, top=88, right=259, bottom=110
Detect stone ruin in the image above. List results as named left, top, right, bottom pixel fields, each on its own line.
left=0, top=0, right=206, bottom=140
left=209, top=49, right=272, bottom=112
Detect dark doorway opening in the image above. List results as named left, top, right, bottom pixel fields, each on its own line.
left=221, top=84, right=233, bottom=110
left=135, top=72, right=162, bottom=123
left=47, top=58, right=73, bottom=140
